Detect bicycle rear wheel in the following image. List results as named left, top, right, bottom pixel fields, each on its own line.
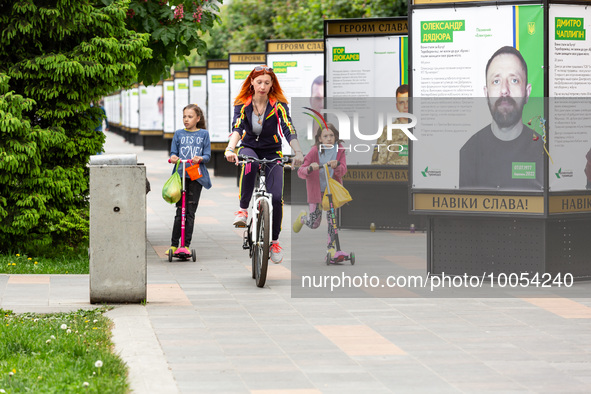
left=252, top=200, right=270, bottom=287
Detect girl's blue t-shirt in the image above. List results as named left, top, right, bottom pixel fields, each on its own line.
left=170, top=128, right=212, bottom=189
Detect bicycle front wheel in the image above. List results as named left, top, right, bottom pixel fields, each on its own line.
left=253, top=199, right=270, bottom=288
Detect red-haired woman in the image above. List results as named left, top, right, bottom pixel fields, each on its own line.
left=225, top=65, right=304, bottom=264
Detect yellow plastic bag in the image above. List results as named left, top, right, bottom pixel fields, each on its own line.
left=322, top=166, right=352, bottom=211
left=162, top=162, right=182, bottom=204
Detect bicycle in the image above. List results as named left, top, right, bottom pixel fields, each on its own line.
left=235, top=154, right=290, bottom=288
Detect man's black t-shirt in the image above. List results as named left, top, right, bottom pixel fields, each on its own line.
left=459, top=124, right=544, bottom=191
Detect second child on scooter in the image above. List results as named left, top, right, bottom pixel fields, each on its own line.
left=293, top=123, right=347, bottom=244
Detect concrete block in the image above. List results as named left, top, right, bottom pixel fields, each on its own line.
left=89, top=164, right=147, bottom=303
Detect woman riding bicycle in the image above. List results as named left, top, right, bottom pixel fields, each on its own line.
left=225, top=65, right=304, bottom=264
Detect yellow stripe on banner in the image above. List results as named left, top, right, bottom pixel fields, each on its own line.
left=515, top=6, right=520, bottom=51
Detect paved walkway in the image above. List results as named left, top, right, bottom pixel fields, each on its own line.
left=2, top=131, right=591, bottom=393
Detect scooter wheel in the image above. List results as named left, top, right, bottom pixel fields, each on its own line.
left=326, top=252, right=331, bottom=266
left=168, top=249, right=173, bottom=262
left=350, top=252, right=355, bottom=265
left=191, top=249, right=196, bottom=262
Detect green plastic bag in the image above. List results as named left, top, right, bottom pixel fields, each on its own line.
left=162, top=162, right=182, bottom=204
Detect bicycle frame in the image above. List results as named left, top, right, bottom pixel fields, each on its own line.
left=248, top=167, right=273, bottom=246
left=237, top=155, right=288, bottom=286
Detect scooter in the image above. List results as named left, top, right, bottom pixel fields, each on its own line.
left=323, top=164, right=354, bottom=265
left=168, top=159, right=196, bottom=262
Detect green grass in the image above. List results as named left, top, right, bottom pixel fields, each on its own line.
left=0, top=307, right=127, bottom=393
left=0, top=248, right=89, bottom=275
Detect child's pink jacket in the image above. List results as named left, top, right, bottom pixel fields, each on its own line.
left=297, top=145, right=347, bottom=204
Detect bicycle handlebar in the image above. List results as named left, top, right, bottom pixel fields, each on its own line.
left=236, top=155, right=290, bottom=166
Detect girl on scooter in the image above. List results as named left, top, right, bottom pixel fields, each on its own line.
left=166, top=104, right=212, bottom=255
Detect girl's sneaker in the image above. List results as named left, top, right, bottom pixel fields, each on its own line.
left=292, top=211, right=306, bottom=233
left=270, top=242, right=283, bottom=264
left=233, top=209, right=248, bottom=227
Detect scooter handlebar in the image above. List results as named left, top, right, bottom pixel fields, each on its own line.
left=168, top=159, right=194, bottom=164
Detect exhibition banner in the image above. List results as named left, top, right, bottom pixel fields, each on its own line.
left=549, top=4, right=591, bottom=192
left=139, top=83, right=163, bottom=133
left=267, top=40, right=324, bottom=154
left=174, top=72, right=189, bottom=132
left=228, top=53, right=267, bottom=129
left=128, top=85, right=139, bottom=132
left=206, top=60, right=230, bottom=143
left=323, top=19, right=408, bottom=165
left=326, top=35, right=408, bottom=97
left=411, top=5, right=544, bottom=191
left=189, top=67, right=207, bottom=121
left=105, top=93, right=120, bottom=126
left=121, top=89, right=129, bottom=131
left=163, top=78, right=175, bottom=136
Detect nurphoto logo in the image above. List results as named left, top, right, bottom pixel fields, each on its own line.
left=302, top=106, right=417, bottom=153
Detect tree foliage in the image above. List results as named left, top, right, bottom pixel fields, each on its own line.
left=202, top=0, right=407, bottom=61
left=126, top=0, right=221, bottom=85
left=0, top=0, right=151, bottom=253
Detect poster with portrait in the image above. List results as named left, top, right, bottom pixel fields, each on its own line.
left=548, top=4, right=591, bottom=192
left=163, top=79, right=175, bottom=137
left=325, top=35, right=407, bottom=98
left=139, top=83, right=163, bottom=132
left=206, top=61, right=230, bottom=142
left=324, top=19, right=408, bottom=165
left=267, top=41, right=324, bottom=155
left=188, top=67, right=207, bottom=123
left=411, top=5, right=544, bottom=191
left=174, top=72, right=189, bottom=132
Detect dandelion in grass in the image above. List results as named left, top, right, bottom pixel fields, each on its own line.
left=50, top=335, right=56, bottom=340
left=34, top=261, right=38, bottom=265
left=82, top=382, right=89, bottom=388
left=46, top=339, right=51, bottom=344
left=95, top=360, right=103, bottom=376
left=16, top=254, right=19, bottom=257
left=67, top=329, right=71, bottom=334
left=60, top=324, right=68, bottom=330
left=28, top=257, right=32, bottom=260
